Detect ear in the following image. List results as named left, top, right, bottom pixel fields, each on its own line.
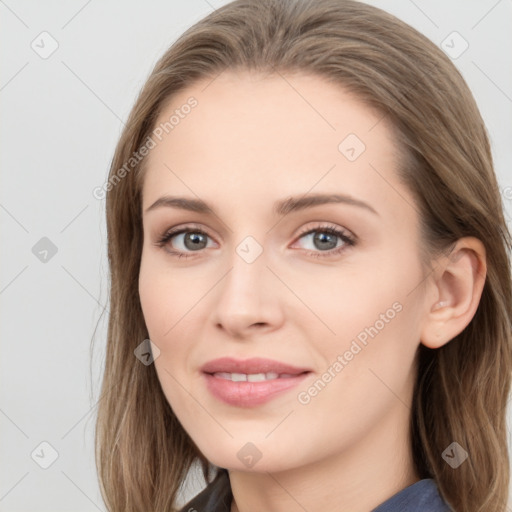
left=420, top=237, right=487, bottom=349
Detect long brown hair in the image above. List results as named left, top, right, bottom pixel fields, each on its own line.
left=94, top=1, right=512, bottom=510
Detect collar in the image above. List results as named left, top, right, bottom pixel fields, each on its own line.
left=179, top=468, right=452, bottom=512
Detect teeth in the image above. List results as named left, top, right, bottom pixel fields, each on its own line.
left=213, top=372, right=283, bottom=382
left=247, top=373, right=266, bottom=382
left=215, top=372, right=232, bottom=380
left=247, top=372, right=280, bottom=382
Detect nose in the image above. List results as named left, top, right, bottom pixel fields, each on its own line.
left=210, top=242, right=285, bottom=339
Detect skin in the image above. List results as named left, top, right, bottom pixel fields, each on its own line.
left=138, top=71, right=486, bottom=512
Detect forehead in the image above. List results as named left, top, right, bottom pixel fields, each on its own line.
left=142, top=70, right=402, bottom=215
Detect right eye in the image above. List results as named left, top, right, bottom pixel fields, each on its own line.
left=155, top=226, right=216, bottom=258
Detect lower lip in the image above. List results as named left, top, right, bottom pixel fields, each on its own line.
left=203, top=372, right=310, bottom=407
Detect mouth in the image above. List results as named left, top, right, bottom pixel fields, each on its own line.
left=201, top=357, right=312, bottom=407
left=201, top=356, right=311, bottom=375
left=210, top=371, right=305, bottom=382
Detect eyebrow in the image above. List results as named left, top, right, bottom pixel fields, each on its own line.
left=144, top=193, right=378, bottom=217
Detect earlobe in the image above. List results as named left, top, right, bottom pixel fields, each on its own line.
left=420, top=237, right=487, bottom=349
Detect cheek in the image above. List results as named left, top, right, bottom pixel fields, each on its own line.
left=138, top=266, right=169, bottom=340
left=295, top=289, right=422, bottom=451
left=138, top=245, right=224, bottom=337
left=312, top=247, right=424, bottom=381
left=138, top=260, right=191, bottom=409
left=138, top=253, right=205, bottom=386
left=138, top=250, right=190, bottom=340
left=309, top=264, right=416, bottom=343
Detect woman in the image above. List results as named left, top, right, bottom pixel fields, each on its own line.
left=94, top=0, right=512, bottom=510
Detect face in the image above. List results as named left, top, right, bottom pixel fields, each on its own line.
left=139, top=71, right=429, bottom=472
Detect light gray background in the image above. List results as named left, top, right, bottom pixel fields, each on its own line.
left=1, top=0, right=511, bottom=510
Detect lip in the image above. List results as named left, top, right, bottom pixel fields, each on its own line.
left=201, top=357, right=310, bottom=375
left=201, top=357, right=312, bottom=407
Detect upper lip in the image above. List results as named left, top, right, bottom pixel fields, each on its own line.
left=201, top=357, right=311, bottom=375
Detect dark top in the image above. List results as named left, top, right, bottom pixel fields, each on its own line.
left=178, top=468, right=453, bottom=511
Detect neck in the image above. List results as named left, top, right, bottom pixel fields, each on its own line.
left=228, top=400, right=419, bottom=512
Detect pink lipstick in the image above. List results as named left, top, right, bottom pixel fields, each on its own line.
left=201, top=357, right=311, bottom=407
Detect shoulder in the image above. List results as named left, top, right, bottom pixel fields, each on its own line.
left=371, top=478, right=453, bottom=512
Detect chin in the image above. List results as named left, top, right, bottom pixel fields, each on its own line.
left=196, top=442, right=303, bottom=474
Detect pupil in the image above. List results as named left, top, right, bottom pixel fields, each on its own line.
left=185, top=232, right=206, bottom=250
left=314, top=232, right=336, bottom=250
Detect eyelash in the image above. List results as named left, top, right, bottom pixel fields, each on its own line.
left=154, top=223, right=356, bottom=260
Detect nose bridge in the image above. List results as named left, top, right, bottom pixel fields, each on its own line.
left=221, top=236, right=268, bottom=306
left=211, top=233, right=283, bottom=334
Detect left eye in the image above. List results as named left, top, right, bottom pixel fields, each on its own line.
left=293, top=227, right=355, bottom=256
left=297, top=230, right=342, bottom=251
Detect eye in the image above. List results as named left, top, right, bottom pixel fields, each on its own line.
left=154, top=224, right=216, bottom=258
left=154, top=223, right=356, bottom=259
left=292, top=224, right=356, bottom=258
